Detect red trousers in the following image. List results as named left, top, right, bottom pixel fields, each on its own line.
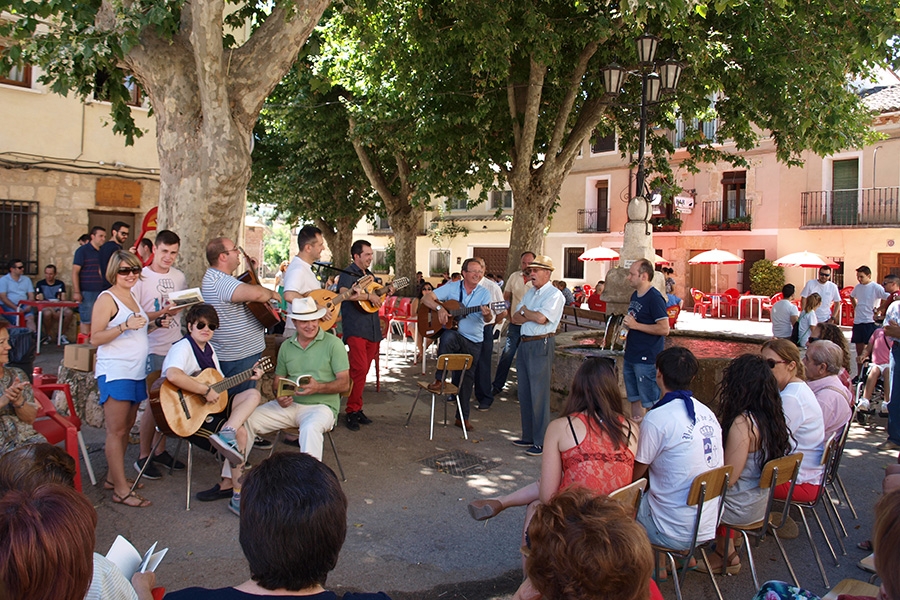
left=774, top=481, right=821, bottom=503
left=346, top=336, right=379, bottom=413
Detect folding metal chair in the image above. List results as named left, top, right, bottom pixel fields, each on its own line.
left=406, top=354, right=473, bottom=440
left=609, top=478, right=646, bottom=518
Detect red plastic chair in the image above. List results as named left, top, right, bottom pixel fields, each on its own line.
left=718, top=288, right=740, bottom=318
left=691, top=288, right=711, bottom=318
left=32, top=379, right=97, bottom=486
left=587, top=294, right=606, bottom=313
left=0, top=310, right=26, bottom=326
left=840, top=286, right=853, bottom=301
left=667, top=305, right=681, bottom=329
left=30, top=388, right=84, bottom=492
left=387, top=297, right=416, bottom=359
left=582, top=284, right=594, bottom=298
left=761, top=292, right=783, bottom=319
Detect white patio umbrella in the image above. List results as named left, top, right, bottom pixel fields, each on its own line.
left=578, top=246, right=620, bottom=262
left=688, top=249, right=744, bottom=293
left=773, top=251, right=840, bottom=269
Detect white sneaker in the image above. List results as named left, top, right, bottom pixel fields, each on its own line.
left=857, top=399, right=871, bottom=412
left=60, top=335, right=70, bottom=345
left=881, top=400, right=891, bottom=415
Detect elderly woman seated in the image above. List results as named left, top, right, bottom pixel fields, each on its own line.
left=802, top=340, right=853, bottom=440
left=0, top=320, right=43, bottom=455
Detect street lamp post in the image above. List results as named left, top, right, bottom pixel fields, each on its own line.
left=596, top=34, right=683, bottom=316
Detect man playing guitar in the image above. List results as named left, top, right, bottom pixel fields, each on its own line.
left=160, top=303, right=264, bottom=513
left=282, top=225, right=333, bottom=331
left=338, top=240, right=394, bottom=431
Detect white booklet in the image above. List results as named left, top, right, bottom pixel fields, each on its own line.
left=106, top=535, right=168, bottom=579
left=168, top=287, right=204, bottom=308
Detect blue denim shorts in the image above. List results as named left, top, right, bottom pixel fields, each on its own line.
left=79, top=291, right=101, bottom=324
left=623, top=360, right=660, bottom=408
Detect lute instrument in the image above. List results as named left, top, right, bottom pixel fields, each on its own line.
left=358, top=277, right=410, bottom=313
left=304, top=274, right=374, bottom=331
left=236, top=248, right=282, bottom=329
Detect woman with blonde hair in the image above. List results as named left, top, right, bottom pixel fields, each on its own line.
left=91, top=250, right=169, bottom=508
left=798, top=293, right=821, bottom=347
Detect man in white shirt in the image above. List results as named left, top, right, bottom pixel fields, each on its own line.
left=281, top=225, right=330, bottom=331
left=850, top=265, right=887, bottom=380
left=473, top=273, right=507, bottom=411
left=491, top=251, right=534, bottom=396
left=131, top=230, right=187, bottom=480
left=800, top=266, right=841, bottom=324
left=633, top=346, right=724, bottom=555
left=771, top=283, right=800, bottom=339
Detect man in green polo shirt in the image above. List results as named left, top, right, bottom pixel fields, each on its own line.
left=226, top=297, right=349, bottom=515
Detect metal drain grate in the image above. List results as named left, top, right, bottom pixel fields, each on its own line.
left=418, top=450, right=502, bottom=477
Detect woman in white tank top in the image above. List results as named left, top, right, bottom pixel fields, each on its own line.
left=91, top=250, right=169, bottom=508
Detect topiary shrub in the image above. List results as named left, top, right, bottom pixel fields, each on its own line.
left=749, top=259, right=785, bottom=296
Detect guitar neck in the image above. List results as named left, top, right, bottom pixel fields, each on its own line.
left=212, top=368, right=256, bottom=394
left=447, top=304, right=488, bottom=318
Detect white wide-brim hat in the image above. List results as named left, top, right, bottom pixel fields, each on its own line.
left=287, top=297, right=326, bottom=321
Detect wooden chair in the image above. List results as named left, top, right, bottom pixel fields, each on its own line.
left=609, top=478, right=646, bottom=517
left=720, top=453, right=803, bottom=589
left=405, top=354, right=474, bottom=440
left=651, top=465, right=733, bottom=600
left=822, top=578, right=881, bottom=600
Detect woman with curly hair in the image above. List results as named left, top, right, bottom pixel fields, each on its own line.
left=513, top=487, right=662, bottom=600
left=467, top=358, right=637, bottom=569
left=697, top=354, right=792, bottom=575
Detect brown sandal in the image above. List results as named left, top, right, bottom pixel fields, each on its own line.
left=112, top=491, right=152, bottom=508
left=467, top=499, right=504, bottom=521
left=697, top=550, right=741, bottom=575
left=104, top=479, right=143, bottom=490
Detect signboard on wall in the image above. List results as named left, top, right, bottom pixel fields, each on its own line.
left=96, top=178, right=142, bottom=208
left=674, top=195, right=694, bottom=214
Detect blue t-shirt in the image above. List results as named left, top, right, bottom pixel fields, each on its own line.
left=35, top=279, right=66, bottom=300
left=98, top=240, right=122, bottom=290
left=73, top=244, right=105, bottom=292
left=433, top=280, right=490, bottom=344
left=624, top=286, right=668, bottom=364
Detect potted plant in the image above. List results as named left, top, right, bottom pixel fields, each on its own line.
left=724, top=215, right=752, bottom=230
left=653, top=217, right=683, bottom=232
left=705, top=220, right=723, bottom=231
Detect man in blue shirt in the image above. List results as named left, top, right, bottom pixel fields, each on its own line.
left=422, top=258, right=492, bottom=430
left=510, top=255, right=564, bottom=456
left=623, top=258, right=670, bottom=422
left=35, top=264, right=74, bottom=344
left=72, top=225, right=106, bottom=335
left=0, top=258, right=36, bottom=331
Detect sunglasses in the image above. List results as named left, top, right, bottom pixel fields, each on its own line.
left=193, top=322, right=218, bottom=331
left=766, top=358, right=789, bottom=369
left=117, top=266, right=142, bottom=275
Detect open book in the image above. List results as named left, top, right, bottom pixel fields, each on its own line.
left=277, top=374, right=312, bottom=397
left=168, top=287, right=204, bottom=308
left=106, top=535, right=168, bottom=579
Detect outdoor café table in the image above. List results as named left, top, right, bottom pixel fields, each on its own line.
left=17, top=299, right=79, bottom=354
left=738, top=294, right=769, bottom=321
left=707, top=292, right=727, bottom=317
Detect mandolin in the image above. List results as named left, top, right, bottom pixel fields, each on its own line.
left=358, top=277, right=410, bottom=313
left=304, top=275, right=374, bottom=331
left=149, top=357, right=273, bottom=438
left=418, top=300, right=508, bottom=339
left=236, top=248, right=282, bottom=329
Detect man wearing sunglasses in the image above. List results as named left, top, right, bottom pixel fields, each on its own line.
left=98, top=221, right=131, bottom=291
left=0, top=259, right=36, bottom=331
left=131, top=230, right=188, bottom=479
left=800, top=266, right=841, bottom=324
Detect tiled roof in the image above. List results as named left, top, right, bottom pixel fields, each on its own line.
left=861, top=85, right=900, bottom=113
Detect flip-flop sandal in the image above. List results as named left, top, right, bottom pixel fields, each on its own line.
left=857, top=540, right=873, bottom=551
left=696, top=551, right=741, bottom=575
left=104, top=479, right=143, bottom=490
left=112, top=491, right=152, bottom=508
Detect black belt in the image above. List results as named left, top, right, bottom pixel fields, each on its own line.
left=521, top=333, right=555, bottom=343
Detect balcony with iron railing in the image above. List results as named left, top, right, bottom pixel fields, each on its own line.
left=701, top=199, right=752, bottom=231
left=664, top=118, right=719, bottom=149
left=576, top=209, right=610, bottom=233
left=801, top=187, right=900, bottom=228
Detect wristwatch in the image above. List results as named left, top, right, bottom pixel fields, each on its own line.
left=520, top=308, right=526, bottom=316
left=436, top=305, right=442, bottom=311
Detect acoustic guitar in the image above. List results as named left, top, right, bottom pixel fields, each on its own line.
left=418, top=300, right=508, bottom=339
left=236, top=248, right=282, bottom=329
left=149, top=357, right=273, bottom=438
left=305, top=274, right=374, bottom=331
left=358, top=277, right=411, bottom=313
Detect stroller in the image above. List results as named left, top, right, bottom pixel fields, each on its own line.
left=855, top=359, right=887, bottom=425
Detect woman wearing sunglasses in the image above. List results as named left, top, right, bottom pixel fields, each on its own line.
left=91, top=250, right=168, bottom=508
left=467, top=357, right=637, bottom=570
left=697, top=354, right=792, bottom=575
left=760, top=339, right=826, bottom=504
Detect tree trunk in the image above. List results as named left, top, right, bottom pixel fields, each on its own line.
left=386, top=203, right=423, bottom=298
left=319, top=215, right=355, bottom=272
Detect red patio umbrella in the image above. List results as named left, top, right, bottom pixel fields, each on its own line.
left=688, top=249, right=744, bottom=293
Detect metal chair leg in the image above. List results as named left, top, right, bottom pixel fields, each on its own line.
left=77, top=431, right=97, bottom=485
left=740, top=531, right=760, bottom=590
left=665, top=552, right=683, bottom=600
left=455, top=395, right=467, bottom=440
left=798, top=507, right=831, bottom=588
left=823, top=488, right=848, bottom=555
left=405, top=389, right=422, bottom=428
left=170, top=438, right=182, bottom=475
left=697, top=546, right=725, bottom=600
left=131, top=434, right=165, bottom=493
left=772, top=531, right=801, bottom=587
left=185, top=441, right=193, bottom=511
left=429, top=393, right=436, bottom=441
left=326, top=430, right=346, bottom=482
left=835, top=474, right=858, bottom=519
